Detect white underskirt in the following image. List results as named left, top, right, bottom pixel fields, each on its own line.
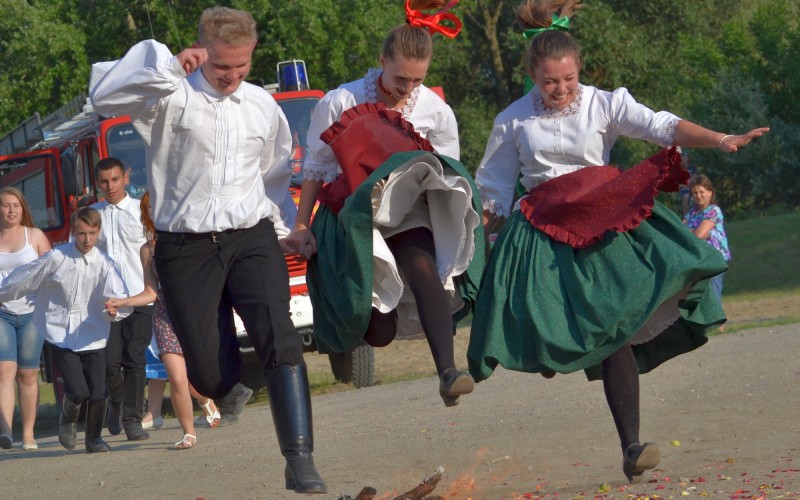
left=369, top=153, right=480, bottom=339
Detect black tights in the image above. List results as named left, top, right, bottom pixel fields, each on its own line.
left=602, top=343, right=640, bottom=452
left=364, top=227, right=455, bottom=375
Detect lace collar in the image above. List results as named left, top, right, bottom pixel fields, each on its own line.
left=364, top=67, right=420, bottom=119
left=529, top=84, right=584, bottom=120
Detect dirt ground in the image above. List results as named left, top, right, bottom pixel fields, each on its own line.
left=1, top=317, right=799, bottom=500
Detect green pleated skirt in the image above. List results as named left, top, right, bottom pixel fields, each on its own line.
left=307, top=151, right=485, bottom=354
left=467, top=202, right=727, bottom=382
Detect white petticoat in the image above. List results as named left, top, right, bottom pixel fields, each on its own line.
left=368, top=153, right=480, bottom=339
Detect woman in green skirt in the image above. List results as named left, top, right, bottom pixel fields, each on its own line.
left=286, top=0, right=484, bottom=407
left=469, top=0, right=769, bottom=482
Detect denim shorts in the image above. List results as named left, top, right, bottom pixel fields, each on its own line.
left=0, top=310, right=43, bottom=369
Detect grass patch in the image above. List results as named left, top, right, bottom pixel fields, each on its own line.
left=724, top=286, right=800, bottom=302
left=724, top=212, right=800, bottom=294
left=711, top=316, right=800, bottom=336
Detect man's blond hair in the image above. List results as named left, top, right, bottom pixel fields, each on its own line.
left=198, top=7, right=257, bottom=46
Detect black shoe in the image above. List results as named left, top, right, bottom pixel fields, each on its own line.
left=267, top=365, right=327, bottom=495
left=85, top=437, right=111, bottom=453
left=106, top=371, right=124, bottom=435
left=106, top=398, right=123, bottom=435
left=85, top=399, right=111, bottom=453
left=58, top=394, right=82, bottom=451
left=217, top=383, right=253, bottom=426
left=123, top=419, right=150, bottom=441
left=438, top=368, right=474, bottom=407
left=623, top=442, right=661, bottom=483
left=121, top=371, right=149, bottom=441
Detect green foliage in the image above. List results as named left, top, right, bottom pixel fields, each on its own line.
left=1, top=0, right=798, bottom=214
left=0, top=0, right=88, bottom=132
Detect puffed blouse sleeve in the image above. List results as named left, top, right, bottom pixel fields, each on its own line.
left=428, top=105, right=460, bottom=161
left=303, top=89, right=356, bottom=183
left=474, top=114, right=523, bottom=218
left=607, top=88, right=681, bottom=147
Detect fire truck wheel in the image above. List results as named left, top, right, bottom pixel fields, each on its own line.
left=328, top=341, right=377, bottom=388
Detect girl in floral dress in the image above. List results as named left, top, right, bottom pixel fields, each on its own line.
left=106, top=193, right=220, bottom=449
left=684, top=174, right=731, bottom=304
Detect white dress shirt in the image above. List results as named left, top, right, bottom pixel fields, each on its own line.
left=476, top=84, right=681, bottom=217
left=303, top=67, right=460, bottom=183
left=0, top=244, right=131, bottom=352
left=89, top=40, right=296, bottom=236
left=92, top=194, right=147, bottom=297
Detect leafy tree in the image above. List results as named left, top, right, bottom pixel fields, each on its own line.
left=0, top=0, right=88, bottom=133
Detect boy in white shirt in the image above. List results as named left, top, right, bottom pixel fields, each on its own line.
left=0, top=207, right=130, bottom=453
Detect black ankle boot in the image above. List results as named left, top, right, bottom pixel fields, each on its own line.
left=266, top=364, right=327, bottom=495
left=622, top=442, right=661, bottom=482
left=438, top=368, right=475, bottom=407
left=121, top=372, right=149, bottom=441
left=58, top=394, right=82, bottom=450
left=85, top=399, right=111, bottom=453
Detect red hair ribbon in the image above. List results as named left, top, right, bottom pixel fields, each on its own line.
left=405, top=0, right=463, bottom=38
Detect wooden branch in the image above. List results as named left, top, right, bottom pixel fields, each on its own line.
left=392, top=467, right=444, bottom=500
left=338, top=466, right=445, bottom=500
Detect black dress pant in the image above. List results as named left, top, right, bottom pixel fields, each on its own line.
left=51, top=343, right=106, bottom=404
left=154, top=218, right=304, bottom=399
left=105, top=306, right=154, bottom=382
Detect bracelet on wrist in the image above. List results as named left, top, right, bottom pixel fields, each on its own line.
left=718, top=134, right=733, bottom=148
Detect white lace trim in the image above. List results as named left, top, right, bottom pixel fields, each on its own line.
left=303, top=168, right=334, bottom=183
left=663, top=118, right=679, bottom=146
left=530, top=84, right=584, bottom=120
left=364, top=67, right=420, bottom=119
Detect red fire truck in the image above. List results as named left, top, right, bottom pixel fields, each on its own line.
left=0, top=61, right=377, bottom=407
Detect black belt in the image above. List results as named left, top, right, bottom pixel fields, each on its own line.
left=155, top=227, right=241, bottom=244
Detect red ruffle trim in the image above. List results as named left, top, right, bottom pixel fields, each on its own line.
left=318, top=103, right=434, bottom=214
left=519, top=147, right=687, bottom=249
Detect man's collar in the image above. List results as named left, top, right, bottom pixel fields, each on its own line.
left=110, top=193, right=133, bottom=209
left=191, top=69, right=245, bottom=103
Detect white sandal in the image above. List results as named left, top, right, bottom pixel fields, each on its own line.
left=200, top=399, right=221, bottom=428
left=175, top=433, right=196, bottom=450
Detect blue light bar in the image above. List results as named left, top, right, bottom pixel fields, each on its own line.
left=277, top=60, right=309, bottom=92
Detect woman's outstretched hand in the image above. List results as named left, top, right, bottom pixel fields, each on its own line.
left=719, top=127, right=770, bottom=153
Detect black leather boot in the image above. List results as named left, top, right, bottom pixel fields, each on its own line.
left=85, top=399, right=111, bottom=453
left=106, top=372, right=124, bottom=435
left=58, top=394, right=82, bottom=450
left=121, top=371, right=149, bottom=441
left=266, top=364, right=327, bottom=495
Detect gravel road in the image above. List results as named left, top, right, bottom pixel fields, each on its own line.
left=1, top=323, right=798, bottom=500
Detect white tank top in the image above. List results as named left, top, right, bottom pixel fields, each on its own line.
left=0, top=228, right=40, bottom=315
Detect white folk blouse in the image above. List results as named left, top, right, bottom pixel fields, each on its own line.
left=90, top=40, right=295, bottom=236
left=303, top=67, right=460, bottom=183
left=0, top=244, right=130, bottom=352
left=476, top=84, right=680, bottom=217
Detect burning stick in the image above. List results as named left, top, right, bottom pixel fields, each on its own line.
left=393, top=466, right=444, bottom=500
left=337, top=467, right=445, bottom=500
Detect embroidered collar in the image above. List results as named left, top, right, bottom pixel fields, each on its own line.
left=364, top=67, right=420, bottom=119
left=530, top=84, right=584, bottom=119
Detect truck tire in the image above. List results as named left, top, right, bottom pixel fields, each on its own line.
left=328, top=341, right=376, bottom=388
